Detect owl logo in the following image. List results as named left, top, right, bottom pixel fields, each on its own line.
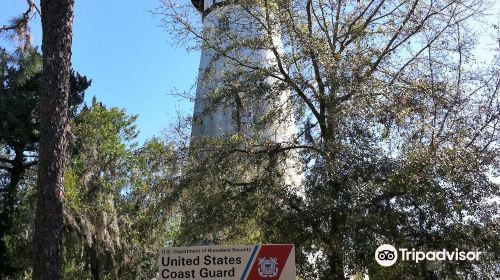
left=258, top=257, right=278, bottom=278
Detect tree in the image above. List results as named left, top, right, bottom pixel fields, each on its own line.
left=62, top=100, right=181, bottom=280
left=160, top=0, right=500, bottom=278
left=0, top=43, right=89, bottom=279
left=33, top=0, right=75, bottom=278
left=63, top=99, right=137, bottom=280
left=0, top=45, right=41, bottom=278
left=119, top=137, right=181, bottom=279
left=2, top=2, right=178, bottom=279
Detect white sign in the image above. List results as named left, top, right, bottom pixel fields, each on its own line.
left=159, top=244, right=295, bottom=279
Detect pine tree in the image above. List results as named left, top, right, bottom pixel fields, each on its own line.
left=33, top=0, right=75, bottom=278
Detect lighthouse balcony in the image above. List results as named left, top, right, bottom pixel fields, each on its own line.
left=192, top=0, right=232, bottom=14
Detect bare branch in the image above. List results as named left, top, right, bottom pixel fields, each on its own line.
left=0, top=0, right=39, bottom=34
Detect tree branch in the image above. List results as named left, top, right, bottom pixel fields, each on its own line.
left=0, top=0, right=39, bottom=34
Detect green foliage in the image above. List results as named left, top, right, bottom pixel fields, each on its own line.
left=0, top=45, right=90, bottom=278
left=1, top=168, right=36, bottom=279
left=0, top=47, right=90, bottom=150
left=60, top=101, right=181, bottom=279
left=62, top=99, right=138, bottom=279
left=119, top=138, right=180, bottom=279
left=0, top=47, right=41, bottom=151
left=64, top=168, right=82, bottom=211
left=0, top=52, right=180, bottom=278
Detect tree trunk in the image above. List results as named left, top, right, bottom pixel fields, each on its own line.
left=326, top=248, right=346, bottom=280
left=89, top=246, right=100, bottom=280
left=0, top=146, right=29, bottom=277
left=33, top=0, right=74, bottom=279
left=325, top=192, right=347, bottom=280
left=322, top=117, right=347, bottom=280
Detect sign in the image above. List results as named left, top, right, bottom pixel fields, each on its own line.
left=159, top=244, right=295, bottom=279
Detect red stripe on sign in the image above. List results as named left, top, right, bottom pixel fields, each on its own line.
left=246, top=245, right=292, bottom=280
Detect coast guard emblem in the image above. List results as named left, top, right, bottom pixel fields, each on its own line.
left=258, top=257, right=278, bottom=277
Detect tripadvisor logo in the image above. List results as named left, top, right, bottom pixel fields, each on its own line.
left=375, top=244, right=483, bottom=267
left=375, top=244, right=398, bottom=267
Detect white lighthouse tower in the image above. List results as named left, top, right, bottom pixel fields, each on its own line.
left=191, top=0, right=300, bottom=186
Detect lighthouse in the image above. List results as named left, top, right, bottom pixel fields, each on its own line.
left=190, top=0, right=300, bottom=186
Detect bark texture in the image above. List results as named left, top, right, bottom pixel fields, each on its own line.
left=33, top=0, right=74, bottom=279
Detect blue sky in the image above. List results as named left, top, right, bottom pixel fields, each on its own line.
left=1, top=0, right=200, bottom=143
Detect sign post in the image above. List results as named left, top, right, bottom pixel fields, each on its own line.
left=159, top=244, right=296, bottom=279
